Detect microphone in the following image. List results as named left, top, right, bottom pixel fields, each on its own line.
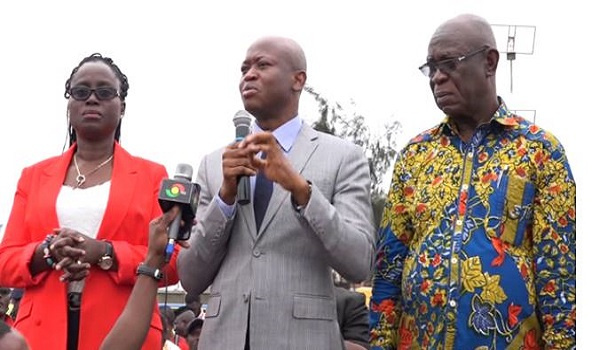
left=158, top=163, right=201, bottom=262
left=233, top=110, right=253, bottom=205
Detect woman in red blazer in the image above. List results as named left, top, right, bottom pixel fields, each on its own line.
left=0, top=53, right=178, bottom=350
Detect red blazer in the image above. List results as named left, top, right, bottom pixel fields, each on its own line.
left=175, top=335, right=190, bottom=350
left=0, top=143, right=179, bottom=350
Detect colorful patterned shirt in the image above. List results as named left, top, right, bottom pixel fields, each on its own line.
left=370, top=100, right=576, bottom=350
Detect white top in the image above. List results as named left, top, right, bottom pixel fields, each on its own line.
left=56, top=181, right=111, bottom=239
left=163, top=340, right=181, bottom=350
left=56, top=181, right=111, bottom=293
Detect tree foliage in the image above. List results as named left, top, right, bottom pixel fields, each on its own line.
left=304, top=85, right=400, bottom=225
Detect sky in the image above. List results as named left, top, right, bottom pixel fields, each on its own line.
left=0, top=0, right=594, bottom=342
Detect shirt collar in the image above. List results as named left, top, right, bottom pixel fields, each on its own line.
left=252, top=115, right=302, bottom=153
left=435, top=96, right=517, bottom=137
left=490, top=97, right=520, bottom=127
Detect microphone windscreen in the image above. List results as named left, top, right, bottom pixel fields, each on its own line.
left=174, top=163, right=194, bottom=181
left=233, top=110, right=253, bottom=140
left=233, top=110, right=253, bottom=127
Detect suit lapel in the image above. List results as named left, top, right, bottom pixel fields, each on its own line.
left=256, top=123, right=319, bottom=237
left=39, top=146, right=77, bottom=230
left=96, top=143, right=137, bottom=240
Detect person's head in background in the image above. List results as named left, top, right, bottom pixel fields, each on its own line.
left=159, top=314, right=170, bottom=347
left=8, top=289, right=23, bottom=320
left=174, top=310, right=195, bottom=336
left=0, top=321, right=29, bottom=350
left=64, top=53, right=129, bottom=147
left=0, top=287, right=10, bottom=317
left=239, top=36, right=307, bottom=131
left=173, top=304, right=192, bottom=319
left=186, top=317, right=203, bottom=350
left=159, top=306, right=176, bottom=340
left=184, top=293, right=201, bottom=317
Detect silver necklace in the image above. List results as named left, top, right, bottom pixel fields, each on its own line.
left=73, top=154, right=114, bottom=188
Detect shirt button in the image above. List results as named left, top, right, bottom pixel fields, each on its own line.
left=461, top=184, right=469, bottom=191
left=467, top=152, right=474, bottom=158
left=253, top=249, right=261, bottom=258
left=451, top=257, right=458, bottom=264
left=243, top=294, right=249, bottom=302
left=509, top=205, right=520, bottom=219
left=449, top=300, right=457, bottom=308
left=456, top=219, right=463, bottom=226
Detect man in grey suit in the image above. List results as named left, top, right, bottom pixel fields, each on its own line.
left=177, top=36, right=375, bottom=350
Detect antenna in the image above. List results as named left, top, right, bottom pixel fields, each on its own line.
left=491, top=24, right=536, bottom=93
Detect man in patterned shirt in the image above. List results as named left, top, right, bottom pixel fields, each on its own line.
left=370, top=14, right=576, bottom=349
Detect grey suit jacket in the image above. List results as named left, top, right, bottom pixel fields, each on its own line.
left=178, top=122, right=375, bottom=350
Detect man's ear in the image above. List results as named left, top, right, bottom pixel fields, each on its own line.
left=485, top=48, right=500, bottom=77
left=121, top=101, right=126, bottom=116
left=292, top=70, right=307, bottom=92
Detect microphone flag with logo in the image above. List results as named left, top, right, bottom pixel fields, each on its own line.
left=158, top=163, right=200, bottom=260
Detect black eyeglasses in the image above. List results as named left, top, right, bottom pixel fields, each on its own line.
left=68, top=86, right=120, bottom=101
left=418, top=46, right=488, bottom=78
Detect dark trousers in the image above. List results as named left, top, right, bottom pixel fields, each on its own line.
left=67, top=293, right=81, bottom=350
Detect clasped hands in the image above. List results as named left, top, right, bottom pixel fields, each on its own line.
left=45, top=228, right=106, bottom=282
left=46, top=206, right=186, bottom=283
